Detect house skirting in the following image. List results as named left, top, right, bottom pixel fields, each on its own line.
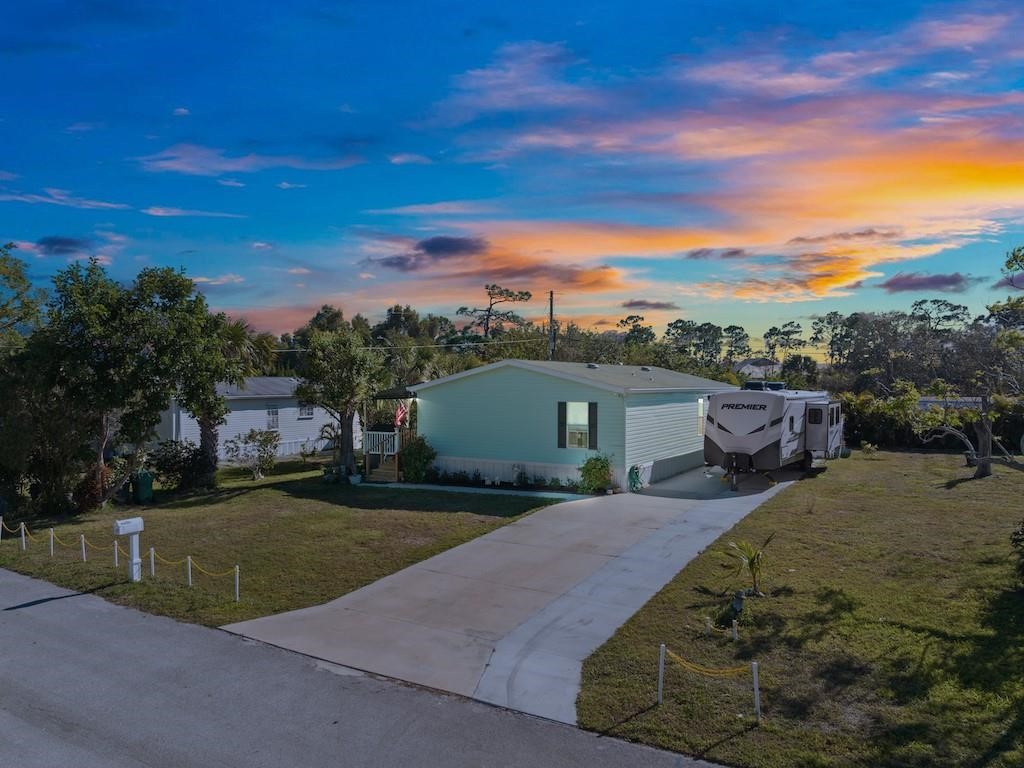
left=432, top=456, right=584, bottom=486
left=628, top=449, right=705, bottom=487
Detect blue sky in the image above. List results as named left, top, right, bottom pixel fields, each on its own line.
left=2, top=0, right=1022, bottom=338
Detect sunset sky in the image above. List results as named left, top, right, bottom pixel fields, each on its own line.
left=3, top=0, right=1023, bottom=340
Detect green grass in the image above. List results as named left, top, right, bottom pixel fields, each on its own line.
left=577, top=452, right=1024, bottom=768
left=0, top=459, right=554, bottom=627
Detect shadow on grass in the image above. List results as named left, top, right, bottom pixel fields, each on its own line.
left=592, top=703, right=658, bottom=737
left=864, top=586, right=1024, bottom=766
left=694, top=722, right=760, bottom=758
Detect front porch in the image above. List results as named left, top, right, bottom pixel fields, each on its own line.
left=363, top=427, right=414, bottom=482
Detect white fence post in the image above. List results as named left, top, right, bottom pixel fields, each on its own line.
left=113, top=540, right=119, bottom=568
left=149, top=547, right=155, bottom=577
left=0, top=516, right=4, bottom=542
left=49, top=528, right=54, bottom=557
left=234, top=565, right=240, bottom=602
left=20, top=522, right=26, bottom=551
left=186, top=556, right=192, bottom=587
left=80, top=534, right=86, bottom=561
left=752, top=661, right=762, bottom=723
left=732, top=619, right=739, bottom=641
left=705, top=616, right=712, bottom=636
left=657, top=643, right=666, bottom=705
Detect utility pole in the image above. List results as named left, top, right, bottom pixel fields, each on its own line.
left=548, top=290, right=556, bottom=360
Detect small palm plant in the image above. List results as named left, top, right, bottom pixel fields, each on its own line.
left=725, top=532, right=776, bottom=596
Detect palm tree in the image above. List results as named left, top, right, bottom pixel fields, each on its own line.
left=196, top=319, right=276, bottom=486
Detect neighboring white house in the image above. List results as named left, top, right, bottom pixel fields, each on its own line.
left=409, top=360, right=736, bottom=488
left=155, top=377, right=361, bottom=459
left=734, top=357, right=779, bottom=379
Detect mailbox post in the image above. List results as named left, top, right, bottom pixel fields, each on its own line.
left=113, top=517, right=144, bottom=583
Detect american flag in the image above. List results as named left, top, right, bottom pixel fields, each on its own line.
left=394, top=400, right=409, bottom=427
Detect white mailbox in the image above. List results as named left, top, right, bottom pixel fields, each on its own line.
left=113, top=517, right=144, bottom=536
left=113, top=517, right=144, bottom=582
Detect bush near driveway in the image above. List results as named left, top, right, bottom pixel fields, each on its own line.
left=577, top=452, right=1024, bottom=768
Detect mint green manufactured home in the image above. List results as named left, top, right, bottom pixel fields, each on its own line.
left=409, top=360, right=737, bottom=489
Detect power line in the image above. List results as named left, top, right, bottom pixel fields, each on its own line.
left=273, top=337, right=548, bottom=353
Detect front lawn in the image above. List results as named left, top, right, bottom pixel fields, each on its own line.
left=577, top=452, right=1024, bottom=768
left=0, top=460, right=554, bottom=626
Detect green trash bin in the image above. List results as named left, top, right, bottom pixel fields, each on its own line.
left=132, top=469, right=154, bottom=504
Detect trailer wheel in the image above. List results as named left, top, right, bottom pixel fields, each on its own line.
left=801, top=451, right=814, bottom=472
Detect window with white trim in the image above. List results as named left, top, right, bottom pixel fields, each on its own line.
left=266, top=404, right=279, bottom=431
left=298, top=404, right=314, bottom=420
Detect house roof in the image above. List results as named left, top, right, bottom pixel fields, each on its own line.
left=409, top=359, right=737, bottom=395
left=216, top=377, right=301, bottom=399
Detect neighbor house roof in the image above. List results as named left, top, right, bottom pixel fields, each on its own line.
left=409, top=359, right=736, bottom=395
left=216, top=377, right=301, bottom=399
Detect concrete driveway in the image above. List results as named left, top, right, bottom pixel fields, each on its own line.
left=225, top=468, right=790, bottom=724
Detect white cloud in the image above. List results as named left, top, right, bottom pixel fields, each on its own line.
left=388, top=153, right=433, bottom=165
left=173, top=107, right=190, bottom=116
left=65, top=121, right=103, bottom=133
left=193, top=273, right=245, bottom=285
left=0, top=170, right=19, bottom=181
left=276, top=181, right=307, bottom=189
left=287, top=267, right=311, bottom=274
left=358, top=272, right=376, bottom=280
left=366, top=200, right=495, bottom=215
left=251, top=241, right=273, bottom=250
left=217, top=178, right=245, bottom=187
left=0, top=187, right=130, bottom=210
left=141, top=206, right=247, bottom=218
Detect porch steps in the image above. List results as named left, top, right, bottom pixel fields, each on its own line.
left=366, top=456, right=400, bottom=483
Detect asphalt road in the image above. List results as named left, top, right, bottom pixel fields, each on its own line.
left=0, top=569, right=705, bottom=768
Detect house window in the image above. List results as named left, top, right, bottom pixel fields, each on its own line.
left=298, top=404, right=314, bottom=420
left=558, top=401, right=597, bottom=449
left=698, top=397, right=705, bottom=437
left=566, top=402, right=590, bottom=448
left=266, top=405, right=279, bottom=431
left=808, top=408, right=823, bottom=425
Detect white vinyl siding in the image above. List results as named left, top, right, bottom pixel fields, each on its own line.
left=161, top=397, right=360, bottom=458
left=624, top=393, right=704, bottom=467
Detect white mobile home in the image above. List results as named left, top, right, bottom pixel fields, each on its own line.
left=156, top=377, right=361, bottom=459
left=704, top=389, right=842, bottom=488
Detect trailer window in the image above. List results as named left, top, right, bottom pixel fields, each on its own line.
left=829, top=407, right=835, bottom=427
left=788, top=416, right=794, bottom=432
left=808, top=408, right=822, bottom=425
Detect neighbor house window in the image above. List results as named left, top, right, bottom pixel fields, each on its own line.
left=266, top=405, right=279, bottom=431
left=558, top=401, right=598, bottom=449
left=298, top=404, right=314, bottom=420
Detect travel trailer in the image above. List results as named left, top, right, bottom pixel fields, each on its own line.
left=704, top=389, right=843, bottom=490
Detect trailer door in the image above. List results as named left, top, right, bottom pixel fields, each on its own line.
left=805, top=403, right=828, bottom=454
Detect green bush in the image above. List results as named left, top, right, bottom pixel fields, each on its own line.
left=578, top=453, right=613, bottom=494
left=148, top=440, right=205, bottom=491
left=223, top=429, right=280, bottom=480
left=401, top=436, right=437, bottom=483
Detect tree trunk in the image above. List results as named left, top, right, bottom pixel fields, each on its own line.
left=197, top=414, right=219, bottom=488
left=973, top=395, right=993, bottom=479
left=340, top=410, right=357, bottom=475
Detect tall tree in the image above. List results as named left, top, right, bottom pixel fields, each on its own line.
left=777, top=321, right=806, bottom=361
left=617, top=314, right=656, bottom=347
left=810, top=311, right=852, bottom=366
left=0, top=243, right=44, bottom=350
left=456, top=284, right=532, bottom=338
left=41, top=260, right=228, bottom=506
left=188, top=318, right=277, bottom=487
left=665, top=318, right=699, bottom=355
left=296, top=327, right=380, bottom=475
left=722, top=324, right=751, bottom=363
left=693, top=322, right=723, bottom=366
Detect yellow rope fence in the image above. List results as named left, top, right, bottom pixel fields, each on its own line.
left=657, top=643, right=763, bottom=722
left=1, top=517, right=240, bottom=602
